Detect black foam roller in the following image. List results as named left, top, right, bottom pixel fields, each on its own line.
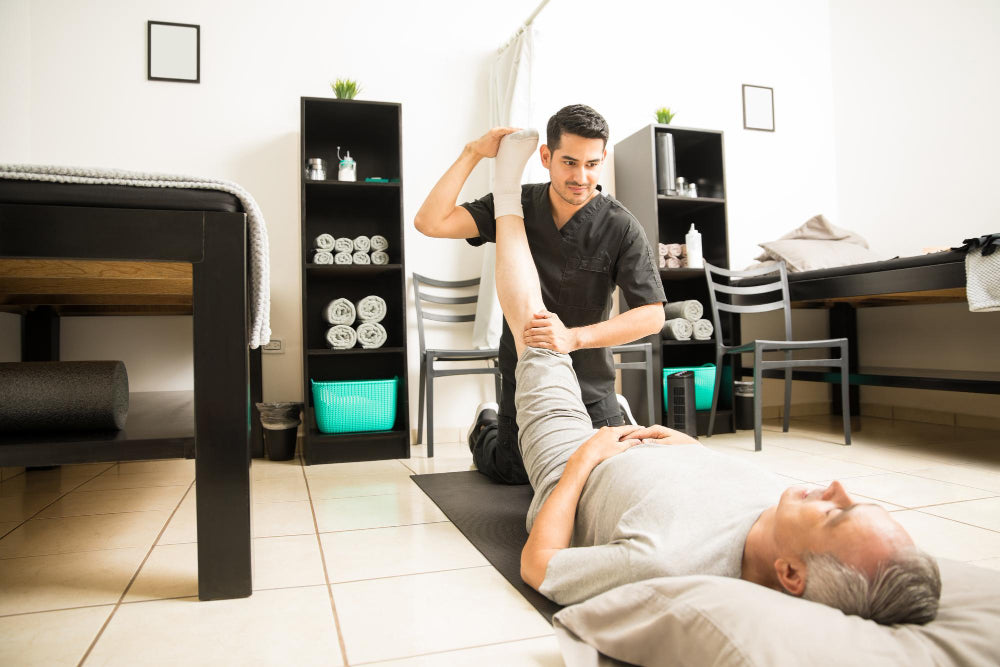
left=0, top=361, right=129, bottom=432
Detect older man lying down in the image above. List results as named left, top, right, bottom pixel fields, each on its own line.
left=487, top=128, right=940, bottom=625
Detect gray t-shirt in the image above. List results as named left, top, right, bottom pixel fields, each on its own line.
left=538, top=443, right=785, bottom=606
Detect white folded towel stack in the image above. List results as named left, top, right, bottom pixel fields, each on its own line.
left=314, top=233, right=335, bottom=251
left=334, top=237, right=354, bottom=253
left=662, top=318, right=693, bottom=340
left=357, top=295, right=387, bottom=323
left=313, top=250, right=334, bottom=265
left=370, top=235, right=389, bottom=252
left=334, top=252, right=353, bottom=265
left=352, top=250, right=371, bottom=265
left=353, top=235, right=371, bottom=253
left=692, top=319, right=714, bottom=340
left=324, top=298, right=356, bottom=326
left=371, top=251, right=389, bottom=265
left=357, top=322, right=387, bottom=349
left=663, top=300, right=703, bottom=322
left=325, top=325, right=357, bottom=350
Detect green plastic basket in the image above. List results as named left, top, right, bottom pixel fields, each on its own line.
left=662, top=364, right=717, bottom=411
left=311, top=377, right=398, bottom=434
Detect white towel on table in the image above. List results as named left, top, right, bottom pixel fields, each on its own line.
left=352, top=251, right=371, bottom=265
left=334, top=252, right=353, bottom=265
left=357, top=295, right=386, bottom=323
left=324, top=298, right=356, bottom=325
left=0, top=163, right=270, bottom=348
left=967, top=248, right=1000, bottom=312
left=334, top=237, right=354, bottom=253
left=313, top=250, right=334, bottom=265
left=314, top=233, right=335, bottom=250
left=356, top=322, right=387, bottom=349
left=661, top=318, right=693, bottom=340
left=371, top=251, right=389, bottom=265
left=353, top=235, right=371, bottom=253
left=325, top=325, right=357, bottom=350
left=663, top=300, right=703, bottom=322
left=692, top=319, right=714, bottom=340
left=370, top=235, right=389, bottom=252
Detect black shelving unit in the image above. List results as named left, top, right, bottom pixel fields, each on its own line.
left=614, top=124, right=738, bottom=434
left=299, top=97, right=410, bottom=464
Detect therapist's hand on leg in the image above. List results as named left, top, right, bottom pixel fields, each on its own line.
left=523, top=310, right=579, bottom=353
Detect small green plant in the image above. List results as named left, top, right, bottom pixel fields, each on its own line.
left=331, top=78, right=362, bottom=100
left=655, top=107, right=676, bottom=124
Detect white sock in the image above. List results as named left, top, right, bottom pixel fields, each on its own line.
left=492, top=129, right=539, bottom=219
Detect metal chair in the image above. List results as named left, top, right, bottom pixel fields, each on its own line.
left=412, top=273, right=501, bottom=457
left=611, top=342, right=655, bottom=426
left=703, top=261, right=851, bottom=451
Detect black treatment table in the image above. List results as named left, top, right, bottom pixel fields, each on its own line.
left=738, top=251, right=1000, bottom=415
left=0, top=179, right=264, bottom=600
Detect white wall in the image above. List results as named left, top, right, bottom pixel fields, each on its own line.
left=3, top=0, right=993, bottom=428
left=830, top=0, right=1000, bottom=418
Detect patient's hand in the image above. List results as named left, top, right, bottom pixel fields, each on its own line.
left=628, top=424, right=699, bottom=445
left=523, top=310, right=579, bottom=353
left=570, top=425, right=643, bottom=469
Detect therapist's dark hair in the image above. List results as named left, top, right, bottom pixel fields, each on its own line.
left=547, top=104, right=609, bottom=151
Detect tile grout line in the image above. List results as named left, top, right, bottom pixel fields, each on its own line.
left=76, top=477, right=196, bottom=667
left=348, top=633, right=558, bottom=666
left=299, top=458, right=352, bottom=667
left=0, top=464, right=117, bottom=547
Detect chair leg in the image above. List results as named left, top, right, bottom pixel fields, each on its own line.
left=782, top=350, right=792, bottom=433
left=754, top=346, right=764, bottom=452
left=707, top=349, right=724, bottom=437
left=645, top=349, right=655, bottom=427
left=425, top=353, right=435, bottom=458
left=417, top=356, right=426, bottom=445
left=841, top=345, right=852, bottom=446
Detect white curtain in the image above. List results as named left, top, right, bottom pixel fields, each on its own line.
left=471, top=25, right=546, bottom=349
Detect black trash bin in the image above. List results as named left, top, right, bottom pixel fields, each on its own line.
left=256, top=402, right=303, bottom=461
left=734, top=381, right=754, bottom=430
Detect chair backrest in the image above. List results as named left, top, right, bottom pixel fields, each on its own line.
left=702, top=261, right=793, bottom=347
left=411, top=272, right=482, bottom=354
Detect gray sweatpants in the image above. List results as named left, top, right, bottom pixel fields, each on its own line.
left=514, top=347, right=598, bottom=531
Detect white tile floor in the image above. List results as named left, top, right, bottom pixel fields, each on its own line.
left=1, top=415, right=999, bottom=666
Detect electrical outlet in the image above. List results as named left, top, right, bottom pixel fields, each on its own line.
left=262, top=338, right=283, bottom=353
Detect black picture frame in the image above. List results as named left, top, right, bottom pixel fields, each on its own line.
left=742, top=84, right=775, bottom=132
left=147, top=20, right=200, bottom=83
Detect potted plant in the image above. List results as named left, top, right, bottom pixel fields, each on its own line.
left=331, top=78, right=362, bottom=100
left=655, top=107, right=676, bottom=124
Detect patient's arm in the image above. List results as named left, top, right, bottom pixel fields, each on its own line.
left=520, top=426, right=642, bottom=591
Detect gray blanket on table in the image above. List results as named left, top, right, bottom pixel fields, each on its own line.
left=0, top=164, right=272, bottom=348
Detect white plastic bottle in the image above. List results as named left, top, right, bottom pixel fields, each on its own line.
left=685, top=223, right=703, bottom=269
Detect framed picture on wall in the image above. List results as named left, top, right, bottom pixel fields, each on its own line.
left=742, top=84, right=774, bottom=132
left=148, top=21, right=200, bottom=83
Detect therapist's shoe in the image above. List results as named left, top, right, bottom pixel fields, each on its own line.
left=467, top=402, right=499, bottom=451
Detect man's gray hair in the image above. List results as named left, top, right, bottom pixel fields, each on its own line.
left=801, top=547, right=941, bottom=625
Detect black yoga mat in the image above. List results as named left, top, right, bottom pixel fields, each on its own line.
left=0, top=361, right=129, bottom=432
left=410, top=470, right=563, bottom=622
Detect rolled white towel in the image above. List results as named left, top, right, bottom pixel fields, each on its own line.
left=356, top=322, right=387, bottom=349
left=665, top=243, right=682, bottom=257
left=353, top=235, right=371, bottom=252
left=661, top=318, right=693, bottom=340
left=324, top=298, right=356, bottom=326
left=325, top=325, right=357, bottom=350
left=665, top=257, right=682, bottom=269
left=658, top=255, right=666, bottom=269
left=692, top=318, right=714, bottom=340
left=371, top=250, right=389, bottom=265
left=370, top=235, right=389, bottom=252
left=313, top=250, right=334, bottom=265
left=314, top=233, right=335, bottom=250
left=357, top=295, right=387, bottom=323
left=334, top=252, right=353, bottom=265
left=352, top=250, right=371, bottom=265
left=334, top=237, right=354, bottom=253
left=663, top=300, right=703, bottom=322
left=658, top=242, right=670, bottom=257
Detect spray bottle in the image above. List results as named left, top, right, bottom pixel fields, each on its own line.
left=685, top=223, right=703, bottom=269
